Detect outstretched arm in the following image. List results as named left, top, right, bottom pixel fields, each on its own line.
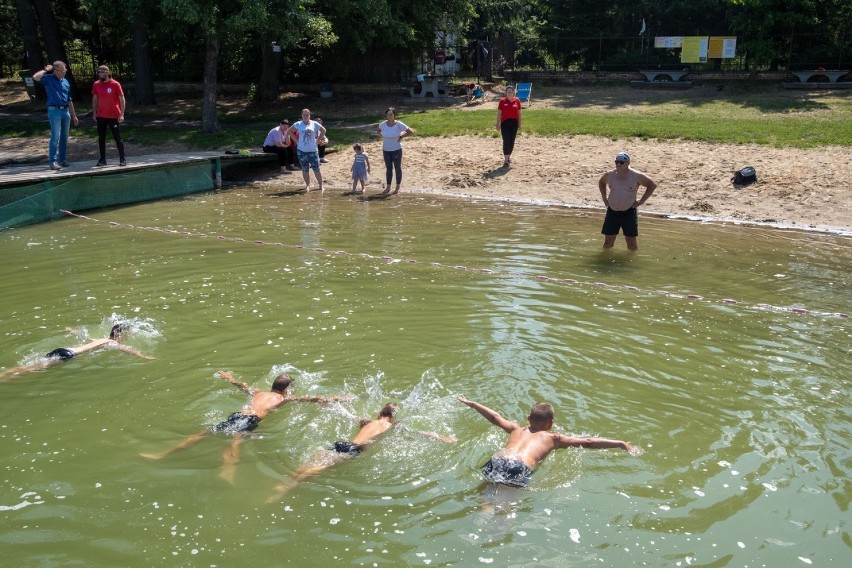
left=216, top=370, right=259, bottom=395
left=289, top=394, right=353, bottom=404
left=458, top=396, right=519, bottom=433
left=556, top=434, right=635, bottom=453
left=116, top=344, right=155, bottom=360
left=396, top=422, right=456, bottom=443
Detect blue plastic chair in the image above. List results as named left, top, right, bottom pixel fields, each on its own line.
left=515, top=83, right=532, bottom=106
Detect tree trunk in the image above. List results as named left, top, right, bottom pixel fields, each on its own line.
left=14, top=0, right=43, bottom=77
left=257, top=40, right=280, bottom=103
left=131, top=5, right=157, bottom=106
left=201, top=34, right=220, bottom=134
left=30, top=0, right=77, bottom=98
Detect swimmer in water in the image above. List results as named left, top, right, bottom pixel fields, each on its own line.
left=269, top=402, right=455, bottom=501
left=0, top=323, right=153, bottom=381
left=141, top=370, right=351, bottom=484
left=458, top=396, right=637, bottom=488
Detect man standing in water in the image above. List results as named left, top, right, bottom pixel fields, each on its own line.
left=0, top=323, right=153, bottom=381
left=142, top=371, right=349, bottom=483
left=458, top=396, right=637, bottom=488
left=598, top=152, right=657, bottom=251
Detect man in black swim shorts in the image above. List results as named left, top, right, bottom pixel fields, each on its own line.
left=142, top=370, right=349, bottom=484
left=598, top=152, right=657, bottom=251
left=458, top=396, right=637, bottom=489
left=270, top=403, right=454, bottom=501
left=0, top=322, right=152, bottom=382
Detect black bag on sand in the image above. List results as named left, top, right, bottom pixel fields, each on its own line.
left=731, top=166, right=757, bottom=186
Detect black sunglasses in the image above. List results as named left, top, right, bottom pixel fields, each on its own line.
left=615, top=160, right=626, bottom=165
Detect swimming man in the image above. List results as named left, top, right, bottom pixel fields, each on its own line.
left=458, top=396, right=636, bottom=488
left=270, top=402, right=454, bottom=500
left=142, top=370, right=349, bottom=483
left=0, top=323, right=153, bottom=381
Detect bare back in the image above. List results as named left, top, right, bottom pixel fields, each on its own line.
left=351, top=417, right=394, bottom=444
left=500, top=427, right=561, bottom=468
left=245, top=391, right=288, bottom=419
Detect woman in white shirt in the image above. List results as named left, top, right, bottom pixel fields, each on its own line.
left=375, top=107, right=414, bottom=195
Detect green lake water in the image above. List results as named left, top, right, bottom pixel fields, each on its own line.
left=1, top=188, right=849, bottom=567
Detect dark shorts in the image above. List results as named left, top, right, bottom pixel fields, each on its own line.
left=45, top=347, right=75, bottom=361
left=481, top=456, right=533, bottom=488
left=212, top=412, right=261, bottom=434
left=601, top=207, right=639, bottom=237
left=331, top=440, right=365, bottom=456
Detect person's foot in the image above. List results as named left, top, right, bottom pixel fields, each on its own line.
left=319, top=157, right=329, bottom=163
left=119, top=159, right=127, bottom=166
left=391, top=186, right=400, bottom=195
left=49, top=161, right=62, bottom=170
left=60, top=161, right=71, bottom=167
left=96, top=159, right=107, bottom=167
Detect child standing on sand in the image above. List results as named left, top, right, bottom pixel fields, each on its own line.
left=350, top=143, right=371, bottom=194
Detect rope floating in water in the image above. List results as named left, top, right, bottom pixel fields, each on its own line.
left=60, top=209, right=849, bottom=320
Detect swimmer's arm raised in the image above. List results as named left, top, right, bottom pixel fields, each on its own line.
left=458, top=396, right=519, bottom=433
left=555, top=433, right=634, bottom=453
left=216, top=370, right=259, bottom=394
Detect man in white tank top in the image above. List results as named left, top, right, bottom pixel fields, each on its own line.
left=598, top=152, right=657, bottom=251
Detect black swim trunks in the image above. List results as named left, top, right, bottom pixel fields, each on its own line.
left=45, top=348, right=76, bottom=361
left=211, top=412, right=261, bottom=434
left=481, top=456, right=533, bottom=488
left=601, top=207, right=639, bottom=237
left=331, top=440, right=365, bottom=456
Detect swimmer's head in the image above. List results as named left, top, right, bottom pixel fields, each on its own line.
left=529, top=402, right=554, bottom=430
left=271, top=374, right=294, bottom=393
left=379, top=403, right=398, bottom=418
left=615, top=152, right=630, bottom=164
left=109, top=323, right=125, bottom=340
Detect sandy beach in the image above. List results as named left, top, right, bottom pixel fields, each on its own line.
left=2, top=86, right=849, bottom=235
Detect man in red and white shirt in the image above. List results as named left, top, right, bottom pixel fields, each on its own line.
left=91, top=65, right=126, bottom=166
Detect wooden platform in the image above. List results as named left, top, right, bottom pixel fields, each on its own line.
left=0, top=151, right=276, bottom=228
left=0, top=151, right=274, bottom=190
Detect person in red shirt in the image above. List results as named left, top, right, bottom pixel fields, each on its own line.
left=91, top=65, right=126, bottom=166
left=496, top=85, right=522, bottom=166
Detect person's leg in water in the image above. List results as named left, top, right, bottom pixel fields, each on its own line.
left=220, top=435, right=244, bottom=484
left=140, top=430, right=211, bottom=460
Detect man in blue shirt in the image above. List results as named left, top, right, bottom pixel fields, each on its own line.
left=32, top=61, right=80, bottom=170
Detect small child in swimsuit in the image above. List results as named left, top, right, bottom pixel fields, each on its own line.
left=350, top=143, right=371, bottom=194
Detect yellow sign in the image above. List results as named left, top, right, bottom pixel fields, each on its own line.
left=681, top=37, right=708, bottom=63
left=708, top=37, right=737, bottom=59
